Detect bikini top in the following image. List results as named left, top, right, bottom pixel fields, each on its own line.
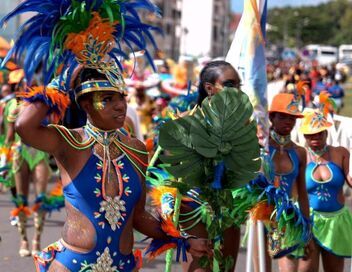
left=269, top=146, right=300, bottom=197
left=306, top=154, right=345, bottom=212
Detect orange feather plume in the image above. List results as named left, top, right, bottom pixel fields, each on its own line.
left=296, top=81, right=309, bottom=97
left=11, top=205, right=32, bottom=217
left=160, top=217, right=183, bottom=238
left=18, top=86, right=71, bottom=124
left=145, top=243, right=176, bottom=261
left=250, top=201, right=274, bottom=222
left=319, top=91, right=336, bottom=116
left=65, top=13, right=118, bottom=62
left=133, top=249, right=143, bottom=269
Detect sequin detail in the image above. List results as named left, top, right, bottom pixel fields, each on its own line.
left=99, top=196, right=126, bottom=231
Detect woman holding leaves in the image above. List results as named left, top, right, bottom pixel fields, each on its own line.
left=157, top=60, right=261, bottom=271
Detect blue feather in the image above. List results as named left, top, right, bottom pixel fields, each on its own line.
left=3, top=0, right=161, bottom=92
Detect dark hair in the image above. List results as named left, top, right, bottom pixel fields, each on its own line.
left=79, top=68, right=107, bottom=84
left=197, top=60, right=237, bottom=105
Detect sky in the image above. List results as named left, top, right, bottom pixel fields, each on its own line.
left=231, top=0, right=330, bottom=12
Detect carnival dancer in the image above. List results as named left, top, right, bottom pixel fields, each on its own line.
left=183, top=61, right=242, bottom=272
left=7, top=100, right=51, bottom=257
left=155, top=60, right=261, bottom=271
left=1, top=0, right=211, bottom=271
left=0, top=83, right=18, bottom=222
left=297, top=92, right=352, bottom=272
left=268, top=90, right=312, bottom=271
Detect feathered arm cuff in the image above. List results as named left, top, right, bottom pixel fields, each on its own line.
left=31, top=193, right=65, bottom=214
left=17, top=86, right=70, bottom=124
left=144, top=217, right=193, bottom=262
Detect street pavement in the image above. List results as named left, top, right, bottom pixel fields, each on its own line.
left=0, top=182, right=351, bottom=272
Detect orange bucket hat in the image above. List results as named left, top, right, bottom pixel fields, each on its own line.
left=269, top=81, right=308, bottom=118
left=299, top=91, right=335, bottom=135
left=269, top=93, right=304, bottom=117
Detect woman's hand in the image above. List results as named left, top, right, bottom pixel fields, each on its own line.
left=187, top=238, right=213, bottom=258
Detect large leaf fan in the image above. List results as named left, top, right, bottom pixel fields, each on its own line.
left=158, top=87, right=261, bottom=190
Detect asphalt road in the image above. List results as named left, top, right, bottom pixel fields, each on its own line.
left=0, top=182, right=351, bottom=272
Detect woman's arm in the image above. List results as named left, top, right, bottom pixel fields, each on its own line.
left=15, top=102, right=64, bottom=155
left=296, top=147, right=310, bottom=218
left=131, top=138, right=211, bottom=258
left=341, top=147, right=352, bottom=187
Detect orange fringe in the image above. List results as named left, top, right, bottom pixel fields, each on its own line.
left=49, top=180, right=63, bottom=197
left=134, top=249, right=143, bottom=269
left=160, top=217, right=182, bottom=238
left=65, top=13, right=118, bottom=62
left=146, top=243, right=176, bottom=261
left=11, top=205, right=32, bottom=217
left=250, top=201, right=274, bottom=222
left=18, top=86, right=70, bottom=124
left=32, top=203, right=41, bottom=212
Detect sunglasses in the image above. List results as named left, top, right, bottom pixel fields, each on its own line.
left=221, top=79, right=241, bottom=88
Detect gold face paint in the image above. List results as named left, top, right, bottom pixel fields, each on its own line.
left=93, top=93, right=106, bottom=110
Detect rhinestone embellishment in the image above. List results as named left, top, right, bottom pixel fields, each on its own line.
left=91, top=247, right=117, bottom=272
left=99, top=196, right=126, bottom=231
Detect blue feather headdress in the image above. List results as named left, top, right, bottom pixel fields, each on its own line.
left=0, top=0, right=161, bottom=91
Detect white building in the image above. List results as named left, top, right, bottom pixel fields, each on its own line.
left=180, top=0, right=231, bottom=58
left=148, top=0, right=183, bottom=60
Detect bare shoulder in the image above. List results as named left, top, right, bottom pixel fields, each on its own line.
left=293, top=143, right=306, bottom=159
left=51, top=126, right=85, bottom=159
left=332, top=146, right=349, bottom=156
left=119, top=132, right=148, bottom=162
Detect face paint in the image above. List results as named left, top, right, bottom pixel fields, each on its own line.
left=93, top=92, right=106, bottom=110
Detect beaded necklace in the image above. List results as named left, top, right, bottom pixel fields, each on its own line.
left=270, top=130, right=291, bottom=154
left=84, top=122, right=149, bottom=178
left=308, top=145, right=328, bottom=165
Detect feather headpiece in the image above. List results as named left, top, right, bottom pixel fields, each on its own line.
left=299, top=91, right=335, bottom=135
left=1, top=0, right=161, bottom=89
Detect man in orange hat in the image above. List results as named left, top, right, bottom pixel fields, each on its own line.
left=268, top=92, right=312, bottom=271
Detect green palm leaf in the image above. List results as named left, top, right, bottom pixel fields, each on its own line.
left=159, top=87, right=260, bottom=190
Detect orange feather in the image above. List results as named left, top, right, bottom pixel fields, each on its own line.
left=296, top=81, right=309, bottom=97
left=160, top=217, right=182, bottom=238
left=18, top=86, right=71, bottom=123
left=250, top=201, right=274, bottom=222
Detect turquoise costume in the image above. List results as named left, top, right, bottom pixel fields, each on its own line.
left=269, top=146, right=300, bottom=196
left=305, top=151, right=352, bottom=257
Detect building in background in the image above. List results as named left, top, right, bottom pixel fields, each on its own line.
left=0, top=0, right=233, bottom=61
left=180, top=0, right=232, bottom=58
left=150, top=0, right=183, bottom=61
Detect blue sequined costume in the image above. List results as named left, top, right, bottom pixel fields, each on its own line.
left=35, top=134, right=142, bottom=271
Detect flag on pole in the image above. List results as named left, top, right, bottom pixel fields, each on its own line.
left=226, top=0, right=269, bottom=147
